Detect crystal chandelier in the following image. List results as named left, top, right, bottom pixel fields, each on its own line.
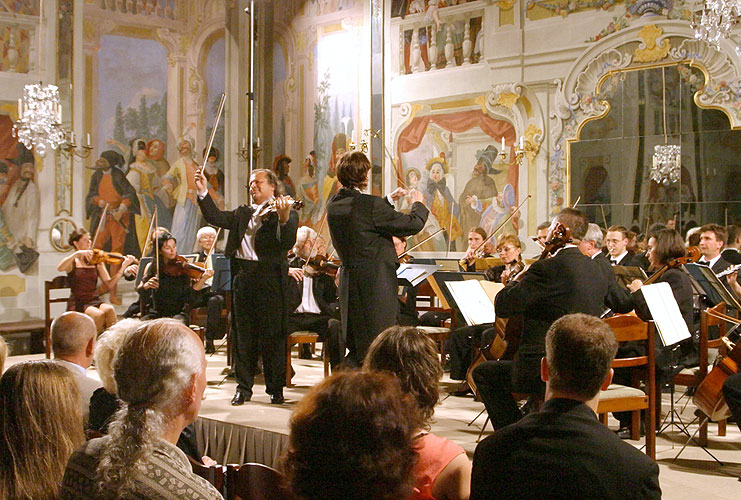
left=693, top=0, right=741, bottom=54
left=650, top=67, right=681, bottom=186
left=13, top=83, right=66, bottom=155
left=651, top=145, right=681, bottom=185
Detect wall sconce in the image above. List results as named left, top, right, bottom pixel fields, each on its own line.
left=58, top=131, right=93, bottom=159
left=499, top=136, right=536, bottom=166
left=349, top=129, right=371, bottom=154
left=237, top=137, right=262, bottom=162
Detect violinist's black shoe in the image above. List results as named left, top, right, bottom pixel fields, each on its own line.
left=205, top=340, right=216, bottom=354
left=270, top=392, right=285, bottom=405
left=231, top=390, right=251, bottom=406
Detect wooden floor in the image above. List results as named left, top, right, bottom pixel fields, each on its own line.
left=8, top=346, right=741, bottom=499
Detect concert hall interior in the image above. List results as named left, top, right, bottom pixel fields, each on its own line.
left=2, top=1, right=741, bottom=499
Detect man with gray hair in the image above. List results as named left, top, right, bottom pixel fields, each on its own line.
left=578, top=223, right=633, bottom=314
left=61, top=319, right=222, bottom=500
left=51, top=311, right=102, bottom=421
left=471, top=314, right=661, bottom=499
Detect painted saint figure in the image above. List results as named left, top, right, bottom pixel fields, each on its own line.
left=163, top=136, right=200, bottom=253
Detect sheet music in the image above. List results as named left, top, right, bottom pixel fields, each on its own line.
left=445, top=280, right=504, bottom=326
left=640, top=282, right=692, bottom=346
left=396, top=264, right=442, bottom=287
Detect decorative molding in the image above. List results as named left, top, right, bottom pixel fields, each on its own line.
left=633, top=24, right=671, bottom=62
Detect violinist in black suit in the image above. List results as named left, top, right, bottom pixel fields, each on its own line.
left=195, top=168, right=298, bottom=405
left=471, top=314, right=661, bottom=500
left=698, top=223, right=732, bottom=274
left=286, top=226, right=341, bottom=369
left=472, top=208, right=609, bottom=430
left=606, top=225, right=641, bottom=267
left=327, top=151, right=429, bottom=366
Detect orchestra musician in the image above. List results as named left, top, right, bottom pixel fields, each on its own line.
left=393, top=236, right=418, bottom=326
left=460, top=227, right=495, bottom=272
left=195, top=168, right=298, bottom=406
left=191, top=226, right=226, bottom=354
left=57, top=228, right=137, bottom=333
left=286, top=227, right=342, bottom=369
left=471, top=208, right=609, bottom=430
left=697, top=223, right=731, bottom=274
left=605, top=225, right=642, bottom=267
left=327, top=151, right=428, bottom=366
left=139, top=232, right=213, bottom=324
left=449, top=233, right=525, bottom=389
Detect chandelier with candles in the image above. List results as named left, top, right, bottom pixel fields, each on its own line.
left=13, top=83, right=65, bottom=156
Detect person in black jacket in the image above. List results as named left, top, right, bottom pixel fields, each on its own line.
left=606, top=225, right=641, bottom=267
left=471, top=208, right=609, bottom=430
left=470, top=314, right=661, bottom=500
left=286, top=226, right=341, bottom=368
left=327, top=151, right=428, bottom=366
left=195, top=168, right=299, bottom=405
left=578, top=223, right=633, bottom=315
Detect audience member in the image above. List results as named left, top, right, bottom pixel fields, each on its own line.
left=0, top=360, right=85, bottom=500
left=51, top=311, right=102, bottom=421
left=364, top=326, right=471, bottom=500
left=0, top=335, right=6, bottom=372
left=283, top=370, right=423, bottom=500
left=61, top=319, right=222, bottom=500
left=470, top=314, right=661, bottom=500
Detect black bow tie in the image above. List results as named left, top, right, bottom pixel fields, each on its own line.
left=427, top=178, right=447, bottom=194
left=610, top=259, right=618, bottom=265
left=696, top=261, right=709, bottom=267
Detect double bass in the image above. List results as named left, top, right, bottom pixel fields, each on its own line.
left=465, top=222, right=572, bottom=397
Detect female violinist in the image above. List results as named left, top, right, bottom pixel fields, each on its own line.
left=57, top=229, right=137, bottom=333
left=483, top=234, right=525, bottom=284
left=139, top=232, right=213, bottom=324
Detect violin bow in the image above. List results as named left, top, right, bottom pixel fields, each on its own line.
left=154, top=209, right=160, bottom=278
left=204, top=227, right=221, bottom=264
left=571, top=195, right=580, bottom=208
left=470, top=194, right=532, bottom=256
left=140, top=207, right=158, bottom=260
left=366, top=129, right=406, bottom=190
left=198, top=93, right=227, bottom=176
left=398, top=228, right=445, bottom=259
left=91, top=203, right=109, bottom=251
left=308, top=211, right=329, bottom=260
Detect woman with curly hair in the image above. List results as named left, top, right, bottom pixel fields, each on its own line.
left=0, top=360, right=85, bottom=500
left=364, top=326, right=472, bottom=500
left=283, top=370, right=424, bottom=500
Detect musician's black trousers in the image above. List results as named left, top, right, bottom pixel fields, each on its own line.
left=287, top=313, right=342, bottom=369
left=447, top=324, right=491, bottom=381
left=191, top=289, right=226, bottom=341
left=722, top=372, right=741, bottom=432
left=232, top=260, right=285, bottom=396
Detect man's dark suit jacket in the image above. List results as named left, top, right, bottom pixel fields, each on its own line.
left=709, top=255, right=732, bottom=274
left=286, top=256, right=338, bottom=317
left=327, top=188, right=428, bottom=363
left=612, top=251, right=640, bottom=267
left=593, top=252, right=633, bottom=314
left=470, top=398, right=661, bottom=500
left=494, top=247, right=608, bottom=392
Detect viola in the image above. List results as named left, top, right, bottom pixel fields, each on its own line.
left=88, top=249, right=139, bottom=266
left=303, top=254, right=340, bottom=278
left=162, top=255, right=207, bottom=279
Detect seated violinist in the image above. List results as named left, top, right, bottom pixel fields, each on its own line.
left=57, top=228, right=137, bottom=333
left=191, top=226, right=226, bottom=354
left=286, top=226, right=342, bottom=369
left=460, top=227, right=494, bottom=271
left=139, top=232, right=213, bottom=324
left=448, top=234, right=524, bottom=394
left=393, top=236, right=419, bottom=326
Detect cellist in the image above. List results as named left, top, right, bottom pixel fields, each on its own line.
left=471, top=208, right=610, bottom=431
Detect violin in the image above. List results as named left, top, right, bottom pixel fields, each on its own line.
left=254, top=197, right=304, bottom=218
left=303, top=254, right=341, bottom=278
left=88, top=249, right=139, bottom=266
left=162, top=255, right=208, bottom=279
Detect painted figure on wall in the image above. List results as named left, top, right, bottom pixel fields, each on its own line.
left=86, top=150, right=140, bottom=303
left=458, top=145, right=500, bottom=236
left=163, top=135, right=200, bottom=253
left=146, top=138, right=173, bottom=228
left=322, top=133, right=346, bottom=202
left=125, top=138, right=160, bottom=249
left=424, top=154, right=462, bottom=248
left=296, top=151, right=323, bottom=226
left=203, top=147, right=224, bottom=210
left=273, top=154, right=296, bottom=198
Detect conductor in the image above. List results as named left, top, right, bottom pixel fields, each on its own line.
left=327, top=151, right=429, bottom=366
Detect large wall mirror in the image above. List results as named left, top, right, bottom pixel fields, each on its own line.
left=569, top=63, right=741, bottom=233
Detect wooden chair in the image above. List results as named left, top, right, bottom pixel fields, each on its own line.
left=44, top=276, right=71, bottom=358
left=189, top=456, right=225, bottom=494
left=190, top=291, right=232, bottom=349
left=673, top=303, right=727, bottom=444
left=597, top=314, right=656, bottom=459
left=226, top=463, right=294, bottom=500
left=286, top=331, right=329, bottom=387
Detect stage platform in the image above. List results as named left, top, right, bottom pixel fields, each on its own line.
left=6, top=349, right=741, bottom=499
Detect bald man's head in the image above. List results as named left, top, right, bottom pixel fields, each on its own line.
left=51, top=312, right=96, bottom=360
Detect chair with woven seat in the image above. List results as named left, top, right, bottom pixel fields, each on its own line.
left=596, top=313, right=656, bottom=459
left=44, top=276, right=71, bottom=358
left=286, top=331, right=329, bottom=387
left=226, top=462, right=294, bottom=500
left=673, top=302, right=727, bottom=444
